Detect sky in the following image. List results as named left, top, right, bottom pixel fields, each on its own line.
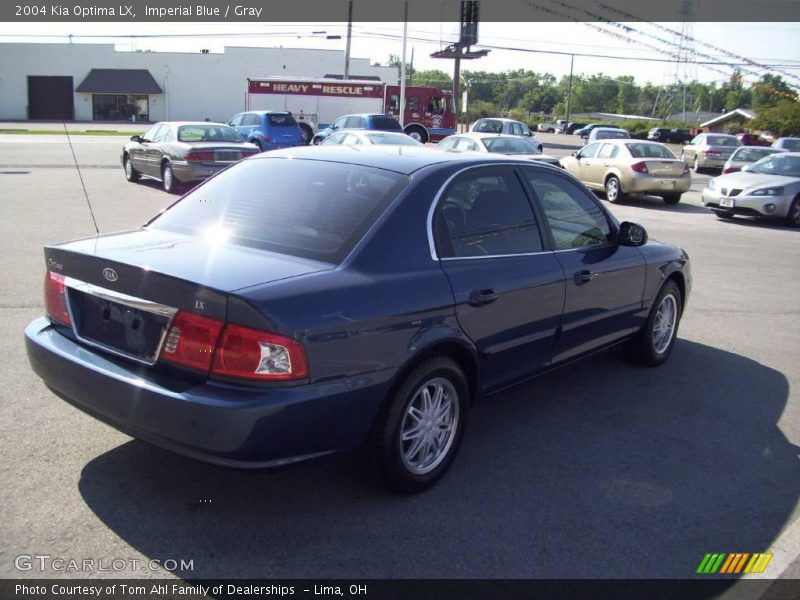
left=1, top=21, right=799, bottom=91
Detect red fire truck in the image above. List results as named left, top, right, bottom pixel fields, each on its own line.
left=246, top=77, right=456, bottom=144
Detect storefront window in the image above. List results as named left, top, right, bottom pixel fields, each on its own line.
left=92, top=94, right=150, bottom=121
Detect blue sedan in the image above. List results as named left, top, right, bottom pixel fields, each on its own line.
left=25, top=147, right=690, bottom=492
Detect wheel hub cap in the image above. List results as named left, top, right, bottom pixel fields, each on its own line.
left=399, top=377, right=459, bottom=475
left=653, top=294, right=677, bottom=355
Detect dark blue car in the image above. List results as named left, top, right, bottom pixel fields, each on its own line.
left=312, top=113, right=404, bottom=145
left=227, top=111, right=305, bottom=151
left=25, top=147, right=690, bottom=492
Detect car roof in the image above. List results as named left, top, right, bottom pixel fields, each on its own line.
left=474, top=118, right=519, bottom=123
left=339, top=113, right=394, bottom=118
left=592, top=127, right=628, bottom=132
left=156, top=121, right=230, bottom=127
left=455, top=132, right=527, bottom=141
left=242, top=111, right=292, bottom=115
left=251, top=145, right=551, bottom=175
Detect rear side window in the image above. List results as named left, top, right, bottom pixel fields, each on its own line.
left=241, top=114, right=260, bottom=126
left=371, top=116, right=402, bottom=130
left=150, top=158, right=408, bottom=263
left=266, top=113, right=298, bottom=126
left=435, top=168, right=543, bottom=258
left=344, top=116, right=364, bottom=128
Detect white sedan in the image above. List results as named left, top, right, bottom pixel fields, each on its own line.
left=701, top=152, right=800, bottom=227
left=437, top=132, right=560, bottom=166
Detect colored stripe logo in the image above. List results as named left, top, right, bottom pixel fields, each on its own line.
left=697, top=552, right=773, bottom=574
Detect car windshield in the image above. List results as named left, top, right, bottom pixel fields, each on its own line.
left=177, top=125, right=243, bottom=143
left=371, top=116, right=402, bottom=130
left=481, top=137, right=539, bottom=154
left=732, top=147, right=780, bottom=162
left=365, top=133, right=420, bottom=146
left=473, top=120, right=503, bottom=134
left=747, top=153, right=800, bottom=177
left=266, top=113, right=298, bottom=126
left=625, top=143, right=676, bottom=159
left=149, top=158, right=408, bottom=263
left=707, top=135, right=740, bottom=147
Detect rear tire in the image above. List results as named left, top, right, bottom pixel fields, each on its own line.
left=370, top=357, right=468, bottom=493
left=714, top=210, right=735, bottom=220
left=405, top=125, right=429, bottom=144
left=161, top=163, right=179, bottom=194
left=298, top=124, right=313, bottom=146
left=251, top=138, right=264, bottom=152
left=625, top=280, right=682, bottom=367
left=605, top=175, right=624, bottom=203
left=123, top=155, right=139, bottom=182
left=662, top=194, right=681, bottom=205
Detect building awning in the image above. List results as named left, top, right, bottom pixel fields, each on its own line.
left=76, top=69, right=162, bottom=94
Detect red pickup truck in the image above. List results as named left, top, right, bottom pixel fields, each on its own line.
left=736, top=133, right=770, bottom=147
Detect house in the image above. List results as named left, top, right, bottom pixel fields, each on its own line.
left=700, top=108, right=756, bottom=133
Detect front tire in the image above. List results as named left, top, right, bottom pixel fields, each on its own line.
left=625, top=280, right=682, bottom=366
left=371, top=357, right=468, bottom=493
left=605, top=175, right=624, bottom=203
left=786, top=197, right=800, bottom=228
left=123, top=155, right=140, bottom=182
left=662, top=194, right=681, bottom=205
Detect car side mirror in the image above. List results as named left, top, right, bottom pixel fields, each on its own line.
left=525, top=131, right=532, bottom=137
left=572, top=151, right=579, bottom=158
left=618, top=221, right=648, bottom=247
left=130, top=135, right=142, bottom=143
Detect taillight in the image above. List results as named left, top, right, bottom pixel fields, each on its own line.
left=631, top=161, right=649, bottom=174
left=160, top=312, right=225, bottom=371
left=706, top=149, right=721, bottom=156
left=44, top=270, right=71, bottom=326
left=212, top=324, right=308, bottom=381
left=259, top=132, right=271, bottom=142
left=159, top=311, right=308, bottom=381
left=683, top=163, right=690, bottom=175
left=184, top=151, right=216, bottom=162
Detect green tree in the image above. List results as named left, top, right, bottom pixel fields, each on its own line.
left=750, top=101, right=800, bottom=136
left=751, top=74, right=798, bottom=108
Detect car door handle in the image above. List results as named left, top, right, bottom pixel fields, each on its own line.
left=573, top=270, right=598, bottom=285
left=468, top=289, right=499, bottom=307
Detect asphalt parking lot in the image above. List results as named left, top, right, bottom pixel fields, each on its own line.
left=1, top=131, right=799, bottom=587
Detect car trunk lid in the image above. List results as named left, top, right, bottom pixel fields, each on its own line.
left=643, top=159, right=686, bottom=177
left=182, top=142, right=259, bottom=166
left=45, top=228, right=331, bottom=364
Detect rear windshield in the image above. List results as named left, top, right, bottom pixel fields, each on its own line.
left=149, top=158, right=408, bottom=263
left=482, top=137, right=539, bottom=154
left=707, top=135, right=740, bottom=147
left=781, top=138, right=800, bottom=151
left=595, top=130, right=629, bottom=139
left=371, top=116, right=402, bottom=130
left=365, top=133, right=421, bottom=146
left=177, top=125, right=243, bottom=143
left=732, top=147, right=780, bottom=162
left=266, top=113, right=298, bottom=127
left=625, top=143, right=676, bottom=159
left=473, top=120, right=503, bottom=133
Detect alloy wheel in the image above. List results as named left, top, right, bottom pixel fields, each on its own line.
left=652, top=294, right=678, bottom=355
left=399, top=377, right=459, bottom=475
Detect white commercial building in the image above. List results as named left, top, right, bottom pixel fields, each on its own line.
left=0, top=43, right=398, bottom=123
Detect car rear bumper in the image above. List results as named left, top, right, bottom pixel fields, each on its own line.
left=171, top=162, right=229, bottom=183
left=25, top=317, right=394, bottom=469
left=622, top=173, right=692, bottom=195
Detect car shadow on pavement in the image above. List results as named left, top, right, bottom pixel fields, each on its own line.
left=712, top=215, right=800, bottom=232
left=78, top=340, right=798, bottom=583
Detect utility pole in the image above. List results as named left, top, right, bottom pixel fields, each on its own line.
left=343, top=1, right=353, bottom=80
left=399, top=1, right=408, bottom=126
left=565, top=54, right=574, bottom=125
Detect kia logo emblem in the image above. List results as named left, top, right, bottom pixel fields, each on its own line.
left=102, top=268, right=118, bottom=282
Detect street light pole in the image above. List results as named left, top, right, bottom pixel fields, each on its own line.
left=399, top=0, right=408, bottom=127
left=565, top=54, right=574, bottom=126
left=343, top=1, right=353, bottom=80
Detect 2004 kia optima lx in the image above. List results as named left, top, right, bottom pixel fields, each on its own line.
left=25, top=146, right=691, bottom=492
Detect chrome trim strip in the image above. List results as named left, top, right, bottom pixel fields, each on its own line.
left=441, top=250, right=553, bottom=261
left=63, top=277, right=179, bottom=366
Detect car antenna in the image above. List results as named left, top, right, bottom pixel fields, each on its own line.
left=63, top=121, right=100, bottom=234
